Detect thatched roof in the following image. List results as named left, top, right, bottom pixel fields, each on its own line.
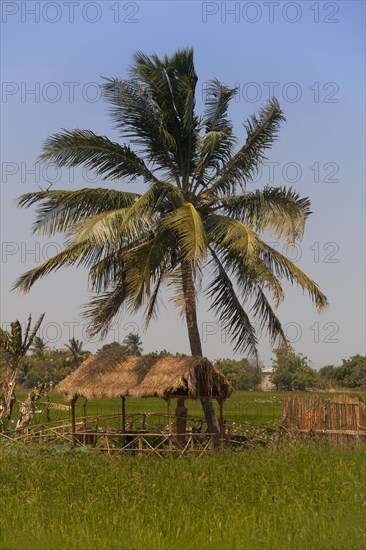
left=57, top=354, right=234, bottom=402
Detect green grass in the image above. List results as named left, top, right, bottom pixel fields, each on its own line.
left=1, top=443, right=365, bottom=549
left=13, top=390, right=348, bottom=428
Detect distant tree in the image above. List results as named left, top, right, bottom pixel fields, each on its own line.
left=344, top=355, right=366, bottom=388
left=19, top=348, right=72, bottom=388
left=335, top=355, right=366, bottom=388
left=65, top=338, right=89, bottom=369
left=318, top=355, right=366, bottom=389
left=96, top=341, right=128, bottom=357
left=318, top=365, right=337, bottom=387
left=31, top=336, right=48, bottom=358
left=123, top=333, right=143, bottom=356
left=0, top=313, right=45, bottom=427
left=214, top=358, right=261, bottom=390
left=146, top=349, right=172, bottom=358
left=271, top=344, right=318, bottom=391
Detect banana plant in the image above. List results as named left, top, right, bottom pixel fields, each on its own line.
left=0, top=313, right=45, bottom=428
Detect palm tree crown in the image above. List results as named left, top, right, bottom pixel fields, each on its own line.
left=123, top=332, right=143, bottom=356
left=14, top=49, right=328, bottom=359
left=31, top=336, right=48, bottom=358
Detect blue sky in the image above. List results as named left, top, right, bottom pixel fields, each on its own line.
left=1, top=0, right=365, bottom=367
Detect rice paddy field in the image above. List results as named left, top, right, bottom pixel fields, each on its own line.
left=1, top=390, right=365, bottom=549
left=11, top=389, right=344, bottom=427
left=1, top=443, right=365, bottom=550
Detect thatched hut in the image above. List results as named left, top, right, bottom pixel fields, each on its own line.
left=57, top=354, right=234, bottom=439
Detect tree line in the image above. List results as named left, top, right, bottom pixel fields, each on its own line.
left=270, top=344, right=366, bottom=391
left=2, top=326, right=364, bottom=393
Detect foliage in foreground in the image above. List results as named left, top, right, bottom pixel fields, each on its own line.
left=1, top=444, right=365, bottom=550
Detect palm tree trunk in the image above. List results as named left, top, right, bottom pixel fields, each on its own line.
left=182, top=263, right=221, bottom=448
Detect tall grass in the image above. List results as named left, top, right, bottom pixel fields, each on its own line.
left=1, top=444, right=365, bottom=549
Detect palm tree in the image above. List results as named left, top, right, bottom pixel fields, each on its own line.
left=31, top=336, right=48, bottom=358
left=123, top=332, right=143, bottom=356
left=14, top=49, right=328, bottom=445
left=65, top=337, right=87, bottom=368
left=0, top=314, right=45, bottom=427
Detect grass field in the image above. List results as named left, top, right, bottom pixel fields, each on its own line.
left=1, top=443, right=365, bottom=550
left=12, top=389, right=351, bottom=428
left=3, top=390, right=365, bottom=549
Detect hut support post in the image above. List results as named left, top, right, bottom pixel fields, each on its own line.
left=167, top=398, right=172, bottom=433
left=83, top=398, right=87, bottom=428
left=121, top=396, right=126, bottom=433
left=71, top=397, right=77, bottom=447
left=219, top=400, right=224, bottom=451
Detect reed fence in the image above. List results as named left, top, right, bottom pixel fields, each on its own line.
left=281, top=395, right=366, bottom=438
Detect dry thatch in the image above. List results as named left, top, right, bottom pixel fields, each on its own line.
left=57, top=354, right=234, bottom=402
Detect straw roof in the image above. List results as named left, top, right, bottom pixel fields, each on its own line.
left=57, top=354, right=234, bottom=402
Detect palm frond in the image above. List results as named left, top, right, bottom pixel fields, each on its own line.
left=69, top=181, right=184, bottom=246
left=24, top=313, right=45, bottom=353
left=192, top=80, right=237, bottom=187
left=250, top=287, right=286, bottom=346
left=205, top=214, right=258, bottom=265
left=206, top=252, right=258, bottom=356
left=39, top=129, right=158, bottom=184
left=17, top=188, right=139, bottom=236
left=202, top=79, right=237, bottom=132
left=83, top=276, right=129, bottom=338
left=163, top=203, right=207, bottom=264
left=206, top=98, right=285, bottom=195
left=144, top=264, right=167, bottom=328
left=124, top=230, right=172, bottom=308
left=13, top=241, right=106, bottom=293
left=102, top=77, right=181, bottom=183
left=257, top=240, right=329, bottom=311
left=220, top=186, right=311, bottom=243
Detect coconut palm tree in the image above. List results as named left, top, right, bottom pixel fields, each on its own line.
left=0, top=314, right=45, bottom=427
left=123, top=332, right=143, bottom=356
left=31, top=336, right=48, bottom=358
left=14, top=49, right=328, bottom=444
left=65, top=337, right=88, bottom=368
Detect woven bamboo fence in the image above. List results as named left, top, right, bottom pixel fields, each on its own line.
left=281, top=395, right=366, bottom=437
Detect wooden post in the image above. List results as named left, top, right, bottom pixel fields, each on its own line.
left=167, top=398, right=172, bottom=433
left=71, top=396, right=77, bottom=447
left=219, top=400, right=224, bottom=451
left=175, top=397, right=188, bottom=446
left=83, top=398, right=88, bottom=429
left=121, top=396, right=126, bottom=433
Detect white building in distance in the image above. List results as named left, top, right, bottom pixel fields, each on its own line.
left=258, top=369, right=276, bottom=392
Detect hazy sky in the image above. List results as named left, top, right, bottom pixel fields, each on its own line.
left=1, top=0, right=365, bottom=367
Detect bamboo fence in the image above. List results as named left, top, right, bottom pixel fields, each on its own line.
left=281, top=395, right=366, bottom=438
